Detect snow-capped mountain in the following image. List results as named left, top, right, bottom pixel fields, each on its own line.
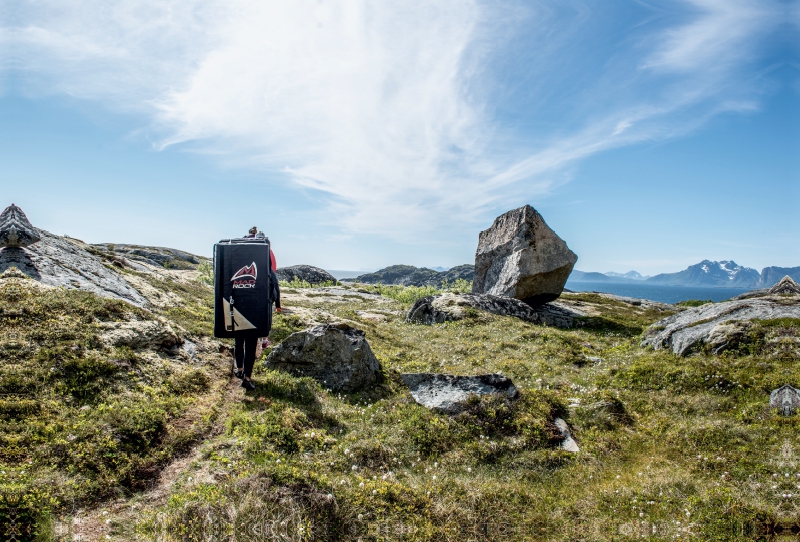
left=605, top=270, right=649, bottom=281
left=646, top=260, right=760, bottom=288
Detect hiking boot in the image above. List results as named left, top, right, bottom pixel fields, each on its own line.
left=234, top=369, right=244, bottom=380
left=241, top=379, right=256, bottom=391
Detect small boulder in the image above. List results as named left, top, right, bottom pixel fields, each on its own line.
left=0, top=204, right=41, bottom=248
left=276, top=265, right=337, bottom=285
left=553, top=418, right=579, bottom=452
left=400, top=373, right=518, bottom=414
left=406, top=292, right=584, bottom=328
left=472, top=205, right=577, bottom=306
left=770, top=276, right=800, bottom=295
left=264, top=323, right=380, bottom=392
left=770, top=385, right=800, bottom=416
left=99, top=320, right=181, bottom=350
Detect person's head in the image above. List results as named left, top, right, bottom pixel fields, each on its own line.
left=248, top=226, right=258, bottom=235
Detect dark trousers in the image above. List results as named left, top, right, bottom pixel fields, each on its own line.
left=234, top=335, right=259, bottom=378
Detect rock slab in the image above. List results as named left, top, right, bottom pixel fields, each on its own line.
left=264, top=323, right=380, bottom=392
left=641, top=295, right=800, bottom=356
left=406, top=292, right=584, bottom=328
left=0, top=204, right=41, bottom=248
left=276, top=265, right=337, bottom=285
left=401, top=373, right=518, bottom=414
left=472, top=205, right=577, bottom=306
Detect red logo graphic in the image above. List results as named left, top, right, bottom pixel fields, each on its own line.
left=231, top=262, right=257, bottom=281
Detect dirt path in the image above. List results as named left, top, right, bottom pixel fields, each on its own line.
left=54, top=373, right=244, bottom=541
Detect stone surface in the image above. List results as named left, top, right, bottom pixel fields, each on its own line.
left=0, top=229, right=148, bottom=307
left=770, top=385, right=800, bottom=416
left=406, top=292, right=585, bottom=328
left=0, top=204, right=41, bottom=248
left=641, top=295, right=800, bottom=356
left=94, top=243, right=204, bottom=270
left=472, top=205, right=577, bottom=306
left=98, top=320, right=181, bottom=350
left=276, top=265, right=337, bottom=285
left=596, top=293, right=680, bottom=312
left=400, top=373, right=518, bottom=414
left=553, top=418, right=579, bottom=452
left=769, top=276, right=800, bottom=295
left=353, top=264, right=474, bottom=288
left=264, top=322, right=381, bottom=392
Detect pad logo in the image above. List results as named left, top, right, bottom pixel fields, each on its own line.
left=231, top=262, right=257, bottom=281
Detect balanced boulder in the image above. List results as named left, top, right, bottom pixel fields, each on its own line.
left=264, top=323, right=380, bottom=392
left=400, top=373, right=518, bottom=414
left=0, top=204, right=40, bottom=248
left=472, top=205, right=577, bottom=306
left=276, top=265, right=337, bottom=285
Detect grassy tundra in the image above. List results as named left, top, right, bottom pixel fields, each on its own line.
left=1, top=265, right=797, bottom=541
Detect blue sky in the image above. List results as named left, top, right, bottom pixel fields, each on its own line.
left=0, top=0, right=797, bottom=274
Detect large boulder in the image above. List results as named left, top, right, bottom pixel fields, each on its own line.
left=473, top=205, right=577, bottom=306
left=0, top=204, right=40, bottom=248
left=264, top=323, right=380, bottom=392
left=401, top=373, right=518, bottom=414
left=276, top=265, right=337, bottom=285
left=406, top=292, right=584, bottom=328
left=641, top=294, right=800, bottom=356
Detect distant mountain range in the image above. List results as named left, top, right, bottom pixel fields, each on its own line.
left=569, top=260, right=800, bottom=289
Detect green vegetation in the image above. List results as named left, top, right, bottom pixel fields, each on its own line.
left=356, top=278, right=473, bottom=304
left=3, top=269, right=799, bottom=540
left=279, top=278, right=339, bottom=289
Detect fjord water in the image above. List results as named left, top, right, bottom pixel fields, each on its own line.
left=565, top=280, right=752, bottom=304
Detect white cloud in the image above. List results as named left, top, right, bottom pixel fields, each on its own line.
left=0, top=0, right=785, bottom=241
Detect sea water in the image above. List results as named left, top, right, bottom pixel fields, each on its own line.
left=565, top=280, right=752, bottom=304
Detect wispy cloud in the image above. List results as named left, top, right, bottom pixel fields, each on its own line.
left=0, top=0, right=786, bottom=241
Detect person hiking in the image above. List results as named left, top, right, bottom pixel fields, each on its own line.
left=233, top=227, right=281, bottom=390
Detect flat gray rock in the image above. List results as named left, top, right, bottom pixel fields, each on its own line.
left=406, top=292, right=584, bottom=328
left=641, top=296, right=800, bottom=356
left=0, top=204, right=40, bottom=248
left=472, top=205, right=577, bottom=306
left=264, top=322, right=381, bottom=392
left=276, top=265, right=337, bottom=285
left=0, top=229, right=147, bottom=307
left=401, top=373, right=518, bottom=414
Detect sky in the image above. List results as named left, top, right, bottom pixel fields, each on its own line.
left=0, top=0, right=797, bottom=274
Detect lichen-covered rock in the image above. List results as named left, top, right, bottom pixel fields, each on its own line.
left=0, top=204, right=40, bottom=248
left=276, top=265, right=337, bottom=285
left=406, top=292, right=584, bottom=328
left=98, top=320, right=181, bottom=350
left=641, top=295, right=800, bottom=356
left=0, top=229, right=147, bottom=307
left=264, top=323, right=380, bottom=392
left=472, top=205, right=577, bottom=306
left=400, top=373, right=518, bottom=414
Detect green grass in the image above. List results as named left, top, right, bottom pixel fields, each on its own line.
left=4, top=270, right=800, bottom=540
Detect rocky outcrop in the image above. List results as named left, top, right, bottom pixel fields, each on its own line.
left=769, top=276, right=800, bottom=295
left=406, top=292, right=584, bottom=328
left=353, top=264, right=474, bottom=288
left=264, top=323, right=381, bottom=392
left=770, top=385, right=800, bottom=416
left=472, top=205, right=577, bottom=306
left=400, top=373, right=518, bottom=414
left=641, top=295, right=800, bottom=356
left=98, top=320, right=181, bottom=350
left=0, top=204, right=40, bottom=248
left=94, top=243, right=204, bottom=270
left=276, top=265, right=337, bottom=285
left=0, top=207, right=147, bottom=307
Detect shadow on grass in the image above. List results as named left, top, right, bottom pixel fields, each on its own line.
left=577, top=316, right=646, bottom=338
